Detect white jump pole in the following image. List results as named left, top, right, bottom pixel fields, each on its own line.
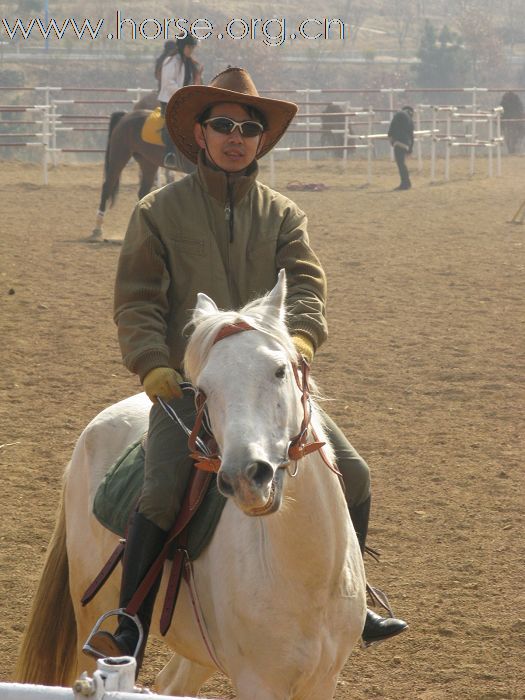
left=464, top=87, right=487, bottom=176
left=50, top=100, right=58, bottom=166
left=296, top=89, right=321, bottom=163
left=33, top=86, right=61, bottom=113
left=367, top=107, right=374, bottom=184
left=343, top=113, right=349, bottom=170
left=430, top=107, right=437, bottom=183
left=415, top=106, right=423, bottom=172
left=49, top=99, right=74, bottom=168
left=0, top=657, right=214, bottom=700
left=445, top=110, right=451, bottom=181
left=32, top=105, right=50, bottom=185
left=488, top=113, right=494, bottom=177
left=470, top=112, right=477, bottom=175
left=495, top=106, right=503, bottom=176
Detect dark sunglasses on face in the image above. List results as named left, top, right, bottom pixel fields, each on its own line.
left=202, top=116, right=265, bottom=137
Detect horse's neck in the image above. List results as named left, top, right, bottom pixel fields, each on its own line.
left=260, top=449, right=352, bottom=588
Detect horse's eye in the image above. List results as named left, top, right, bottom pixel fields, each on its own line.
left=275, top=365, right=286, bottom=379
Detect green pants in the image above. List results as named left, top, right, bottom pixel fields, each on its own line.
left=139, top=394, right=371, bottom=531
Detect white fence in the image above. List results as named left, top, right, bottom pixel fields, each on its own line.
left=0, top=84, right=522, bottom=185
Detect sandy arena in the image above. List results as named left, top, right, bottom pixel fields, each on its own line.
left=0, top=154, right=524, bottom=699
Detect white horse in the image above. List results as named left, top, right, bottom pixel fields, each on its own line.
left=16, top=271, right=366, bottom=699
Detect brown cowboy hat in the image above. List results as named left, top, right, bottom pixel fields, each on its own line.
left=165, top=67, right=298, bottom=163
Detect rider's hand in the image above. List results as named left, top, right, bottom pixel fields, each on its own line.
left=292, top=333, right=314, bottom=364
left=143, top=367, right=183, bottom=403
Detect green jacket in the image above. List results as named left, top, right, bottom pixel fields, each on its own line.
left=114, top=154, right=327, bottom=381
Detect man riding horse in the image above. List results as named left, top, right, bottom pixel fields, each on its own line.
left=84, top=67, right=408, bottom=670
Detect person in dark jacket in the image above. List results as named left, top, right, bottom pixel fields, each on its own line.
left=388, top=106, right=414, bottom=190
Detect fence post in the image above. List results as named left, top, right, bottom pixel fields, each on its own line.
left=495, top=107, right=502, bottom=176
left=367, top=107, right=374, bottom=185
left=430, top=107, right=437, bottom=183
left=415, top=106, right=423, bottom=172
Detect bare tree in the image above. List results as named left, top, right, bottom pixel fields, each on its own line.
left=456, top=4, right=505, bottom=84
left=502, top=0, right=525, bottom=55
left=340, top=0, right=368, bottom=45
left=382, top=0, right=417, bottom=53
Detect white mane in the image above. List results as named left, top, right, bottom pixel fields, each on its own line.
left=183, top=292, right=297, bottom=385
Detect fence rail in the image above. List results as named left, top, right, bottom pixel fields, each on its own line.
left=0, top=84, right=520, bottom=184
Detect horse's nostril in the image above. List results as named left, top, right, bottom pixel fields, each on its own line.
left=217, top=471, right=234, bottom=497
left=246, top=461, right=274, bottom=488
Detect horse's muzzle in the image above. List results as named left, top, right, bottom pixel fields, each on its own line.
left=218, top=461, right=284, bottom=516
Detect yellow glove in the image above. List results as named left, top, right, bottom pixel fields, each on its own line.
left=143, top=367, right=183, bottom=403
left=292, top=333, right=315, bottom=364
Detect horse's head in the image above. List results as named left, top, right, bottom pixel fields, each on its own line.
left=184, top=270, right=304, bottom=516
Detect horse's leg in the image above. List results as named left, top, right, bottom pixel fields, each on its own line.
left=297, top=677, right=338, bottom=700
left=90, top=113, right=128, bottom=239
left=134, top=155, right=158, bottom=200
left=236, top=673, right=338, bottom=700
left=156, top=654, right=214, bottom=696
left=91, top=147, right=131, bottom=239
left=235, top=675, right=293, bottom=700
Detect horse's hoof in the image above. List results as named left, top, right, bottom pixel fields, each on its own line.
left=89, top=228, right=103, bottom=240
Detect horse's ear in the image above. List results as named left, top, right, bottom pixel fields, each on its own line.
left=193, top=293, right=218, bottom=323
left=263, top=269, right=287, bottom=322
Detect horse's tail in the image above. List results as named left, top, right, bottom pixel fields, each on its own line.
left=104, top=111, right=126, bottom=206
left=15, top=484, right=77, bottom=686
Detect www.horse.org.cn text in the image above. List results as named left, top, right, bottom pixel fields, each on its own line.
left=1, top=14, right=347, bottom=46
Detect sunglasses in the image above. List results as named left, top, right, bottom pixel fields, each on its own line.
left=202, top=116, right=264, bottom=138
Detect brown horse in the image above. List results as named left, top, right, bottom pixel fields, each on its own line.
left=320, top=103, right=355, bottom=159
left=133, top=90, right=159, bottom=111
left=500, top=91, right=525, bottom=155
left=91, top=108, right=195, bottom=239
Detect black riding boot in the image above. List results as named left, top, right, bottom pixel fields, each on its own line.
left=349, top=495, right=408, bottom=645
left=85, top=512, right=167, bottom=670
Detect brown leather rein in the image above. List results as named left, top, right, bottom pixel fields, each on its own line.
left=187, top=321, right=341, bottom=477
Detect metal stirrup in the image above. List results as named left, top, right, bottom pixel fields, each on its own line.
left=83, top=608, right=144, bottom=660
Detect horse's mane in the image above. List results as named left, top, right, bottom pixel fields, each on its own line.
left=183, top=293, right=297, bottom=385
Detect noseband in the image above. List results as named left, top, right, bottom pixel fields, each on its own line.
left=187, top=321, right=339, bottom=476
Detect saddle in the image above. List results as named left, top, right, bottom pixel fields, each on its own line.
left=84, top=437, right=226, bottom=634
left=141, top=106, right=164, bottom=146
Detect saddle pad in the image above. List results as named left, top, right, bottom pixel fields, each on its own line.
left=141, top=106, right=164, bottom=146
left=93, top=440, right=226, bottom=560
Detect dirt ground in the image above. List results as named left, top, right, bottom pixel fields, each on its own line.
left=1, top=153, right=524, bottom=699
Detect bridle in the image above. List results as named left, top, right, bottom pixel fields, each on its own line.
left=182, top=321, right=341, bottom=477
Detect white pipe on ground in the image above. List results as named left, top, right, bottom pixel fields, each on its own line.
left=0, top=658, right=218, bottom=700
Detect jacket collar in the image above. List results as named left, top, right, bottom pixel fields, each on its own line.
left=196, top=150, right=258, bottom=205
